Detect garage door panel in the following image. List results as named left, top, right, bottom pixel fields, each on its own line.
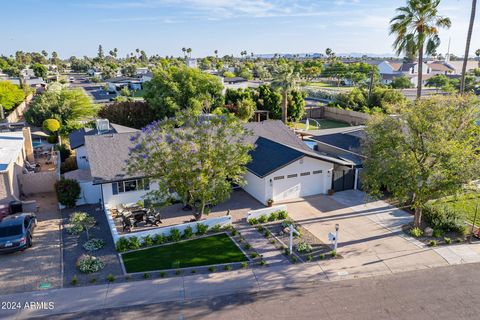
left=272, top=172, right=325, bottom=201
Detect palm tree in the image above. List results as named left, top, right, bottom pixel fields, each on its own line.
left=186, top=48, right=192, bottom=58
left=390, top=0, right=451, bottom=99
left=214, top=50, right=218, bottom=58
left=461, top=0, right=477, bottom=93
left=476, top=49, right=480, bottom=67
left=181, top=47, right=186, bottom=58
left=271, top=65, right=299, bottom=123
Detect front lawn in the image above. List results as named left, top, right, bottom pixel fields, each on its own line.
left=293, top=119, right=350, bottom=130
left=121, top=233, right=247, bottom=273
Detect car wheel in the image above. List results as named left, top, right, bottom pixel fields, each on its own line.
left=27, top=236, right=33, bottom=248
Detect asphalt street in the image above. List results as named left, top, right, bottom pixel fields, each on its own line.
left=43, top=262, right=480, bottom=320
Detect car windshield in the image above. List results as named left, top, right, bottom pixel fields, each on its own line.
left=0, top=225, right=23, bottom=237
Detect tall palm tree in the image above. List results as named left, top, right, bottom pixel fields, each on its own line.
left=214, top=50, right=218, bottom=58
left=271, top=65, right=299, bottom=123
left=181, top=47, right=186, bottom=58
left=460, top=0, right=477, bottom=93
left=186, top=48, right=192, bottom=58
left=390, top=0, right=451, bottom=99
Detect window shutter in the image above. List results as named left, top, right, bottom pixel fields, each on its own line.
left=112, top=183, right=118, bottom=195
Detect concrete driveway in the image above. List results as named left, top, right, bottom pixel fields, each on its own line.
left=281, top=190, right=449, bottom=279
left=0, top=193, right=62, bottom=294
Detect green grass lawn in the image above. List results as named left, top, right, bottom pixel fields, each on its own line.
left=433, top=193, right=480, bottom=225
left=121, top=233, right=247, bottom=273
left=294, top=119, right=350, bottom=130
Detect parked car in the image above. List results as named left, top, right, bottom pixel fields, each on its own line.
left=0, top=213, right=37, bottom=254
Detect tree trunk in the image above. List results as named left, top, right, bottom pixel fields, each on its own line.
left=461, top=0, right=477, bottom=93
left=414, top=206, right=422, bottom=228
left=281, top=91, right=288, bottom=123
left=416, top=43, right=424, bottom=99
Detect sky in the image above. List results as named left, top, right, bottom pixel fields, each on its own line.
left=1, top=0, right=478, bottom=59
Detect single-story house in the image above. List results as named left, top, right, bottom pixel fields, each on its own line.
left=68, top=120, right=138, bottom=170
left=78, top=119, right=358, bottom=208
left=106, top=77, right=144, bottom=93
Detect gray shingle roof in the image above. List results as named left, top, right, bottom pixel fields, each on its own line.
left=69, top=123, right=137, bottom=149
left=247, top=137, right=305, bottom=178
left=85, top=132, right=140, bottom=184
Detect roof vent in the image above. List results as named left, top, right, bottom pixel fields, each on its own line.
left=95, top=119, right=110, bottom=134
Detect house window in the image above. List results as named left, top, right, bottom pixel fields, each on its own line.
left=312, top=170, right=323, bottom=174
left=273, top=176, right=284, bottom=180
left=112, top=178, right=150, bottom=195
left=287, top=174, right=298, bottom=178
left=300, top=172, right=310, bottom=176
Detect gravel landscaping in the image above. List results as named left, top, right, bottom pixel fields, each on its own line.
left=62, top=204, right=123, bottom=286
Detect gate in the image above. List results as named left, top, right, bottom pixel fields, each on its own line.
left=332, top=169, right=355, bottom=192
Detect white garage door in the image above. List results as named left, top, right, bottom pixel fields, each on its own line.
left=272, top=170, right=325, bottom=201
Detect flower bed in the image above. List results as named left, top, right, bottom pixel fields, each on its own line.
left=83, top=238, right=106, bottom=251
left=76, top=254, right=105, bottom=274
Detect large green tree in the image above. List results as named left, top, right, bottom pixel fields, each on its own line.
left=390, top=0, right=451, bottom=99
left=98, top=101, right=157, bottom=129
left=32, top=63, right=48, bottom=79
left=0, top=81, right=25, bottom=111
left=362, top=95, right=480, bottom=227
left=127, top=113, right=253, bottom=220
left=25, top=87, right=97, bottom=127
left=143, top=65, right=224, bottom=119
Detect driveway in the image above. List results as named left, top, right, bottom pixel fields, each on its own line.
left=281, top=190, right=449, bottom=279
left=0, top=193, right=62, bottom=294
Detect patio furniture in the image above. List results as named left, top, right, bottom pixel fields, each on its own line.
left=121, top=215, right=134, bottom=232
left=145, top=211, right=162, bottom=226
left=131, top=210, right=147, bottom=227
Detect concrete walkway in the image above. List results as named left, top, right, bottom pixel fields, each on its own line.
left=235, top=221, right=290, bottom=266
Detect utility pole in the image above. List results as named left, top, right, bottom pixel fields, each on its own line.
left=0, top=104, right=4, bottom=120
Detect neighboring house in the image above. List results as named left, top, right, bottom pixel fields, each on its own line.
left=106, top=77, right=144, bottom=93
left=135, top=67, right=149, bottom=76
left=87, top=68, right=102, bottom=78
left=20, top=68, right=35, bottom=78
left=377, top=61, right=431, bottom=87
left=79, top=119, right=358, bottom=208
left=427, top=62, right=456, bottom=75
left=187, top=58, right=197, bottom=68
left=220, top=76, right=262, bottom=92
left=68, top=120, right=138, bottom=170
left=0, top=128, right=36, bottom=204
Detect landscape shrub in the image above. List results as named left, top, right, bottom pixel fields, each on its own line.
left=183, top=226, right=193, bottom=239
left=211, top=224, right=222, bottom=232
left=196, top=223, right=208, bottom=235
left=268, top=211, right=278, bottom=221
left=241, top=262, right=249, bottom=268
left=409, top=227, right=423, bottom=238
left=127, top=236, right=141, bottom=250
left=282, top=218, right=295, bottom=229
left=428, top=240, right=437, bottom=247
left=444, top=237, right=452, bottom=244
left=231, top=229, right=238, bottom=236
left=107, top=274, right=115, bottom=282
left=331, top=250, right=337, bottom=257
left=423, top=203, right=466, bottom=233
left=250, top=252, right=258, bottom=258
left=257, top=215, right=267, bottom=224
left=70, top=275, right=78, bottom=286
left=169, top=228, right=181, bottom=242
left=432, top=229, right=444, bottom=238
left=208, top=266, right=216, bottom=272
left=142, top=235, right=154, bottom=247
left=306, top=255, right=313, bottom=262
left=224, top=265, right=233, bottom=271
left=76, top=254, right=105, bottom=273
left=55, top=178, right=81, bottom=207
left=116, top=238, right=129, bottom=252
left=244, top=243, right=252, bottom=250
left=83, top=238, right=105, bottom=251
left=257, top=225, right=265, bottom=232
left=68, top=212, right=96, bottom=238
left=277, top=210, right=288, bottom=220
left=153, top=234, right=166, bottom=245
left=295, top=242, right=312, bottom=253
left=319, top=253, right=325, bottom=260
left=247, top=218, right=258, bottom=225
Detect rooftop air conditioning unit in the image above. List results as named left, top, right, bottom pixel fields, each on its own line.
left=96, top=119, right=110, bottom=134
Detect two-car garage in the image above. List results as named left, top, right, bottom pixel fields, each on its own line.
left=243, top=137, right=355, bottom=205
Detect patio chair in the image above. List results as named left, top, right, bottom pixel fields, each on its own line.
left=145, top=211, right=162, bottom=226
left=122, top=215, right=133, bottom=232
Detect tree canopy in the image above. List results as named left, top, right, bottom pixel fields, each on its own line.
left=0, top=81, right=25, bottom=111
left=143, top=65, right=224, bottom=119
left=98, top=101, right=157, bottom=129
left=362, top=95, right=480, bottom=227
left=127, top=113, right=253, bottom=220
left=25, top=87, right=98, bottom=128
